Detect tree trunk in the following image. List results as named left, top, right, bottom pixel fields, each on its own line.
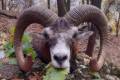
left=1, top=0, right=6, bottom=10
left=87, top=0, right=90, bottom=4
left=57, top=0, right=67, bottom=17
left=82, top=0, right=85, bottom=4
left=48, top=0, right=50, bottom=9
left=24, top=0, right=32, bottom=8
left=91, top=0, right=102, bottom=8
left=66, top=0, right=70, bottom=11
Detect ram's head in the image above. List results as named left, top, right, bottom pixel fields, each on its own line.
left=14, top=5, right=108, bottom=72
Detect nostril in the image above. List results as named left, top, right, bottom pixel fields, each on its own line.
left=62, top=55, right=67, bottom=60
left=54, top=55, right=59, bottom=61
left=54, top=55, right=68, bottom=61
left=54, top=55, right=68, bottom=65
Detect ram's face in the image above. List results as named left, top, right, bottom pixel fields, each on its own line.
left=42, top=19, right=93, bottom=70
left=43, top=26, right=78, bottom=69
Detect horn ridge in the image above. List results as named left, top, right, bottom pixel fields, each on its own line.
left=64, top=4, right=109, bottom=71
left=14, top=5, right=58, bottom=71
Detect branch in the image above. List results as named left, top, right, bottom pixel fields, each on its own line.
left=0, top=10, right=17, bottom=19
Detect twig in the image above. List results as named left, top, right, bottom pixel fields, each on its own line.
left=116, top=13, right=120, bottom=37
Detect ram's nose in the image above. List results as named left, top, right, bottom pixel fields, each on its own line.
left=53, top=55, right=67, bottom=65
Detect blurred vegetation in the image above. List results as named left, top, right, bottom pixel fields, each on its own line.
left=3, top=26, right=36, bottom=59
left=43, top=64, right=69, bottom=80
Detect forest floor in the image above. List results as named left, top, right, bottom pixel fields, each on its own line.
left=0, top=16, right=120, bottom=80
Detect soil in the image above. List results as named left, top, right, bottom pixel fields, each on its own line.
left=0, top=16, right=120, bottom=80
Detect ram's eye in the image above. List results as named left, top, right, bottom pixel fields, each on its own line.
left=43, top=32, right=49, bottom=39
left=72, top=33, right=77, bottom=38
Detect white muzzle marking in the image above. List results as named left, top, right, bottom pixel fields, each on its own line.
left=50, top=38, right=70, bottom=70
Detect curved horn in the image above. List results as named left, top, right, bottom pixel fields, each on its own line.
left=14, top=5, right=58, bottom=72
left=64, top=5, right=108, bottom=71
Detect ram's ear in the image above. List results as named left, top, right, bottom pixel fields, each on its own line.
left=74, top=31, right=94, bottom=40
left=32, top=33, right=51, bottom=63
